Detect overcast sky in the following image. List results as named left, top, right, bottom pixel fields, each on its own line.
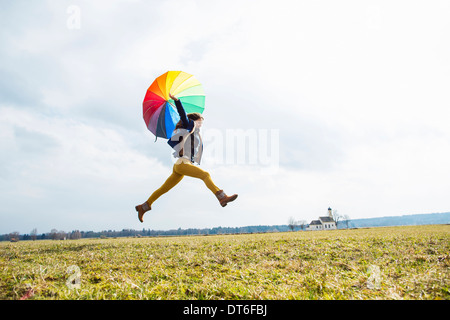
left=1, top=0, right=449, bottom=235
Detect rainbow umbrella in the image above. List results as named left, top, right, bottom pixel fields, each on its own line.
left=143, top=71, right=205, bottom=139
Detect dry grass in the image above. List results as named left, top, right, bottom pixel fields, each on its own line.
left=1, top=225, right=449, bottom=300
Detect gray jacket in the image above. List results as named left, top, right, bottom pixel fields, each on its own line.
left=167, top=99, right=203, bottom=164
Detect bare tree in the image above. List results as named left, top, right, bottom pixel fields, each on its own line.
left=50, top=229, right=58, bottom=240
left=332, top=210, right=344, bottom=229
left=298, top=220, right=307, bottom=231
left=58, top=230, right=67, bottom=240
left=70, top=230, right=81, bottom=240
left=342, top=215, right=351, bottom=229
left=9, top=231, right=20, bottom=242
left=30, top=228, right=38, bottom=241
left=288, top=217, right=298, bottom=231
left=49, top=229, right=66, bottom=240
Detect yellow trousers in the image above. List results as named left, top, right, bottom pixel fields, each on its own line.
left=147, top=161, right=220, bottom=206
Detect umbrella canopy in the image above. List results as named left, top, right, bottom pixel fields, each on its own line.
left=143, top=71, right=205, bottom=139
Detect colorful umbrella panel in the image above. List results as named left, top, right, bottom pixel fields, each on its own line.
left=143, top=71, right=205, bottom=139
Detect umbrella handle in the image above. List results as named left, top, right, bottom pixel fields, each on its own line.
left=169, top=92, right=178, bottom=101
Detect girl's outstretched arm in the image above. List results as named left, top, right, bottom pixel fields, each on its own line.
left=170, top=93, right=189, bottom=128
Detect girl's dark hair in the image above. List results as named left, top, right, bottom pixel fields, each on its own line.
left=175, top=113, right=204, bottom=129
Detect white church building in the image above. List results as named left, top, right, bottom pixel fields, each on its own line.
left=306, top=207, right=337, bottom=231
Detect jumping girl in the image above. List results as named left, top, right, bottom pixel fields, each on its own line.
left=135, top=93, right=238, bottom=223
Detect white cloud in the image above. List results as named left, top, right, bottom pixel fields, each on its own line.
left=0, top=106, right=168, bottom=233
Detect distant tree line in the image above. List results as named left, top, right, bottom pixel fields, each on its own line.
left=2, top=212, right=448, bottom=242
left=1, top=229, right=83, bottom=242
left=0, top=225, right=292, bottom=242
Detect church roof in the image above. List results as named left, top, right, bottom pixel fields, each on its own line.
left=319, top=216, right=335, bottom=223
left=309, top=220, right=322, bottom=225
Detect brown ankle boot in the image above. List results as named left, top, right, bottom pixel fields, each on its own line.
left=135, top=201, right=151, bottom=222
left=215, top=190, right=238, bottom=207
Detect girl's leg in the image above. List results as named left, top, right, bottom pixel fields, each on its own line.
left=146, top=167, right=184, bottom=206
left=174, top=162, right=220, bottom=194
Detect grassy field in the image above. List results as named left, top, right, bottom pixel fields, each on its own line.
left=1, top=225, right=449, bottom=300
